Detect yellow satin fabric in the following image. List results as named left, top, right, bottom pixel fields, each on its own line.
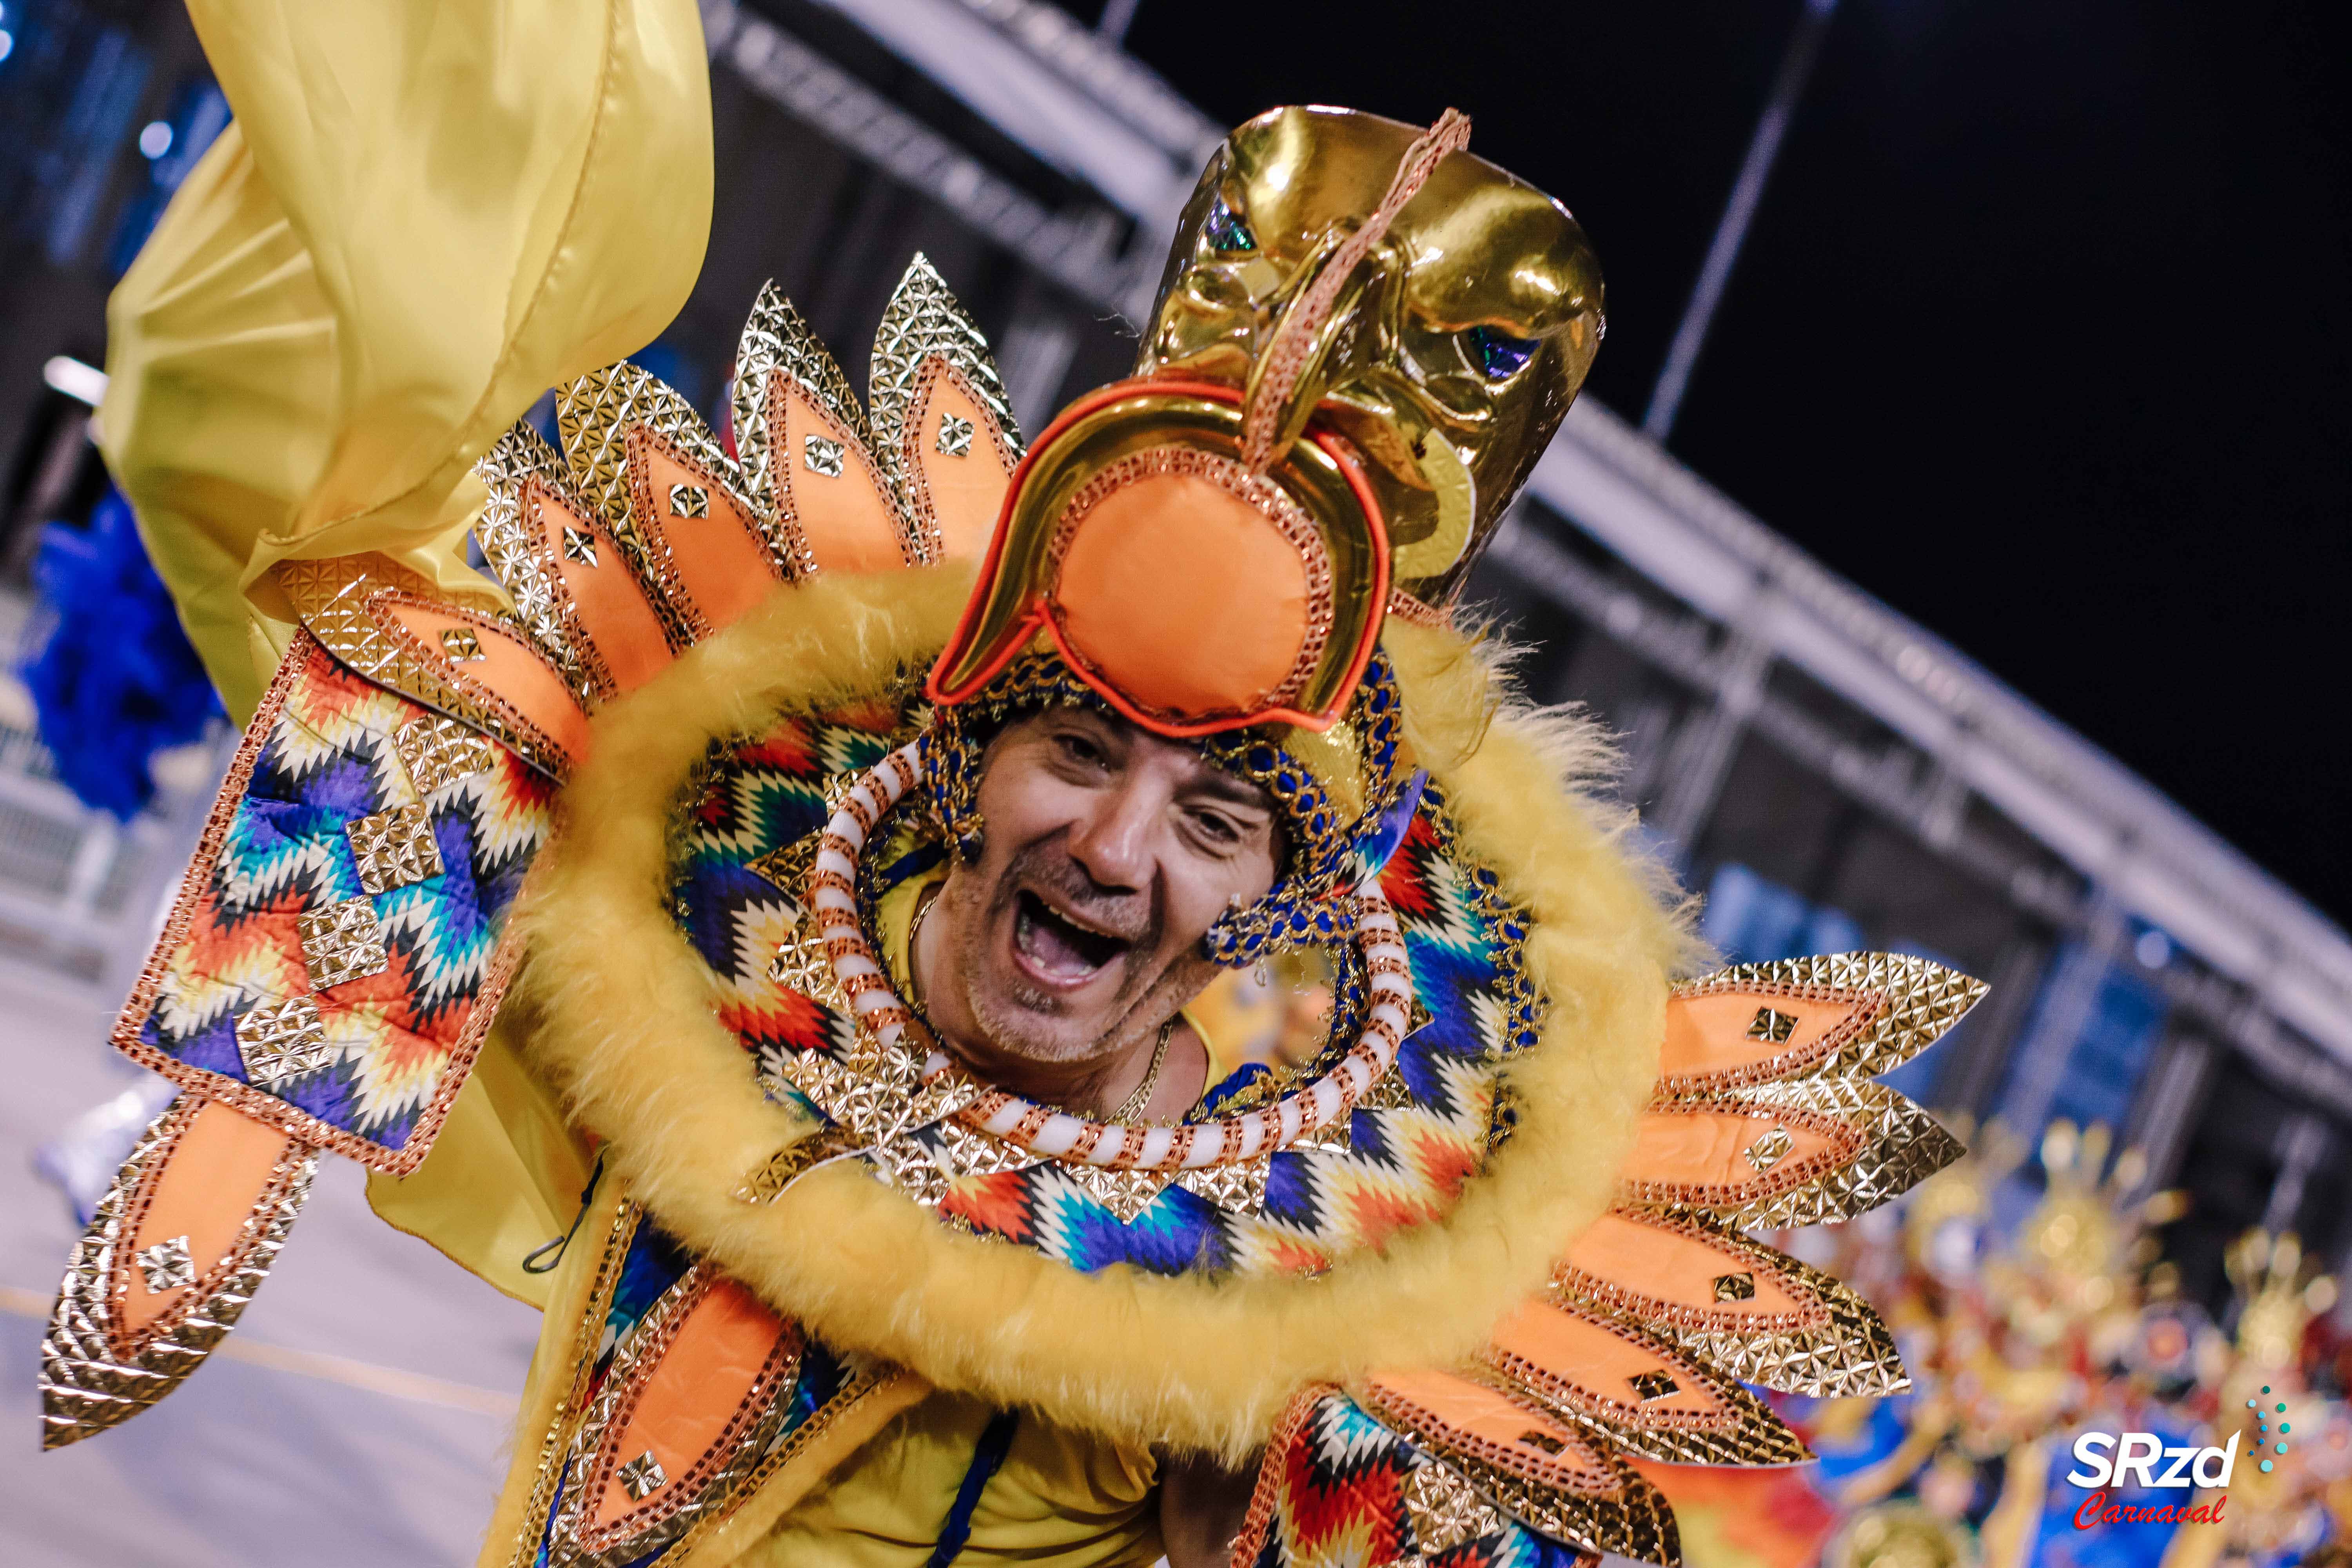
left=364, top=1016, right=594, bottom=1309
left=98, top=0, right=714, bottom=723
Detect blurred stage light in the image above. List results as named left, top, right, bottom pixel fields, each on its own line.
left=2136, top=929, right=2174, bottom=969
left=138, top=121, right=174, bottom=160
left=43, top=356, right=108, bottom=407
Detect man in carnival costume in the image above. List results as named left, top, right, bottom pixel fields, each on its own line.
left=38, top=4, right=1991, bottom=1564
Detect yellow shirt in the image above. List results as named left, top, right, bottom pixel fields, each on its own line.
left=753, top=1392, right=1161, bottom=1568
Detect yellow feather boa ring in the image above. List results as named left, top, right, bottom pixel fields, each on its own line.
left=512, top=565, right=1685, bottom=1458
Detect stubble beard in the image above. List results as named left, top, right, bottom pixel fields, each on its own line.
left=942, top=845, right=1209, bottom=1071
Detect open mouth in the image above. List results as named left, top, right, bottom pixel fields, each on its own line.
left=1012, top=889, right=1132, bottom=985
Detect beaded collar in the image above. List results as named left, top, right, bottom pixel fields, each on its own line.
left=795, top=744, right=1417, bottom=1179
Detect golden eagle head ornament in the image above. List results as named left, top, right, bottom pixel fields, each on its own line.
left=930, top=105, right=1605, bottom=738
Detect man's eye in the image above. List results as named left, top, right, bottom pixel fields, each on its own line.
left=1055, top=732, right=1103, bottom=766
left=1465, top=324, right=1538, bottom=379
left=1191, top=810, right=1240, bottom=844
left=1203, top=196, right=1256, bottom=256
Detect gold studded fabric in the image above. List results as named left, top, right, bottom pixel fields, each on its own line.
left=618, top=1451, right=668, bottom=1500
left=1176, top=1160, right=1275, bottom=1216
left=347, top=804, right=444, bottom=895
left=1401, top=1461, right=1501, bottom=1555
left=394, top=711, right=495, bottom=797
left=734, top=1126, right=868, bottom=1204
left=746, top=832, right=820, bottom=908
left=298, top=898, right=389, bottom=991
left=1742, top=1126, right=1795, bottom=1172
left=1553, top=1208, right=1908, bottom=1399
left=134, top=1235, right=196, bottom=1294
left=278, top=568, right=573, bottom=779
left=867, top=254, right=1023, bottom=501
left=1664, top=951, right=1989, bottom=1094
left=802, top=435, right=846, bottom=478
left=1362, top=1376, right=1681, bottom=1564
left=1691, top=1078, right=1966, bottom=1231
left=234, top=996, right=339, bottom=1091
left=766, top=918, right=848, bottom=1013
left=1483, top=1295, right=1814, bottom=1469
left=548, top=359, right=781, bottom=653
left=471, top=420, right=588, bottom=685
left=1635, top=956, right=1975, bottom=1229
left=1406, top=951, right=1984, bottom=1544
left=730, top=282, right=879, bottom=506
left=1624, top=1369, right=1679, bottom=1402
left=1063, top=1165, right=1180, bottom=1225
left=470, top=418, right=637, bottom=705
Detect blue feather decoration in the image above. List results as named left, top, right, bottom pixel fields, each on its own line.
left=20, top=486, right=221, bottom=819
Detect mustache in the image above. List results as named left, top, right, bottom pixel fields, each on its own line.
left=991, top=840, right=1157, bottom=947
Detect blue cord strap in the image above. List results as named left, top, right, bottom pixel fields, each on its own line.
left=925, top=1410, right=1021, bottom=1568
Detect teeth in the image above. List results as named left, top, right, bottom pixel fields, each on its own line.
left=1014, top=894, right=1121, bottom=980
left=1032, top=893, right=1114, bottom=940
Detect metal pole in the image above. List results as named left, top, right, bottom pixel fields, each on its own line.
left=1642, top=0, right=1839, bottom=445
left=2261, top=1113, right=2332, bottom=1235
left=2000, top=886, right=2129, bottom=1138
left=1096, top=0, right=1143, bottom=46
left=1651, top=627, right=1772, bottom=857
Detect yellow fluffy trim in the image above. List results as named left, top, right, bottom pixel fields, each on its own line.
left=511, top=566, right=1688, bottom=1459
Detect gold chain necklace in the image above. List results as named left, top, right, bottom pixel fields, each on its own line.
left=1108, top=1017, right=1177, bottom=1125
left=906, top=881, right=942, bottom=1010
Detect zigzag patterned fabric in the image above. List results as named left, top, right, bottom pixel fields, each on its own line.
left=1238, top=1390, right=1590, bottom=1568
left=670, top=720, right=1538, bottom=1280
left=681, top=704, right=923, bottom=1058
left=122, top=635, right=553, bottom=1164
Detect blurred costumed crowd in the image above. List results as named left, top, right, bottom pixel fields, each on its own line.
left=1775, top=1116, right=2349, bottom=1568
left=1204, top=968, right=2352, bottom=1568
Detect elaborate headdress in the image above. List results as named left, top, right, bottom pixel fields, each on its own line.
left=933, top=105, right=1605, bottom=716
left=925, top=105, right=1604, bottom=965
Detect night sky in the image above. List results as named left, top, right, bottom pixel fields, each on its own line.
left=1100, top=0, right=2352, bottom=925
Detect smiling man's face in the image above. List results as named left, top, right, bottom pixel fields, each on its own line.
left=924, top=707, right=1281, bottom=1080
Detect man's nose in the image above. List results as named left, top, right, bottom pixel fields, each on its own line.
left=1063, top=777, right=1160, bottom=893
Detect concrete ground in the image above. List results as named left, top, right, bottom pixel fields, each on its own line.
left=0, top=965, right=543, bottom=1567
